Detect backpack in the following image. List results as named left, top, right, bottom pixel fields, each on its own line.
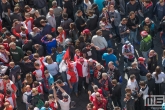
left=36, top=96, right=44, bottom=109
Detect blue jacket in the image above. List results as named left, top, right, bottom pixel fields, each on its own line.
left=41, top=23, right=53, bottom=36
left=29, top=32, right=43, bottom=45
left=47, top=74, right=54, bottom=87
left=154, top=2, right=165, bottom=20
left=9, top=65, right=21, bottom=82
left=41, top=36, right=57, bottom=54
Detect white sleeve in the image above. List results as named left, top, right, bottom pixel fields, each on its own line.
left=22, top=93, right=28, bottom=104
left=0, top=66, right=8, bottom=74
left=122, top=46, right=125, bottom=54
left=67, top=73, right=71, bottom=80
left=42, top=57, right=48, bottom=66
left=131, top=45, right=134, bottom=54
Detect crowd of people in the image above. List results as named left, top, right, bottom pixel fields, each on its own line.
left=1, top=0, right=165, bottom=110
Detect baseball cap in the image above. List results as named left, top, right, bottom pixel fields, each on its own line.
left=82, top=29, right=90, bottom=34
left=88, top=58, right=93, bottom=62
left=140, top=31, right=148, bottom=37
left=138, top=57, right=145, bottom=61
left=125, top=41, right=130, bottom=44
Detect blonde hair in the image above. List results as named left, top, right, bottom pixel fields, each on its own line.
left=57, top=27, right=63, bottom=33
left=46, top=56, right=53, bottom=64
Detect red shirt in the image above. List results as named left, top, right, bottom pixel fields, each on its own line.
left=49, top=101, right=57, bottom=110
left=0, top=93, right=4, bottom=108
left=93, top=97, right=107, bottom=110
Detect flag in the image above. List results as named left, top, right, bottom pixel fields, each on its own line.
left=63, top=48, right=70, bottom=61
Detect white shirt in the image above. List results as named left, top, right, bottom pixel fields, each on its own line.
left=127, top=79, right=138, bottom=91
left=58, top=93, right=71, bottom=110
left=122, top=44, right=134, bottom=58
left=152, top=72, right=165, bottom=83
left=23, top=91, right=32, bottom=104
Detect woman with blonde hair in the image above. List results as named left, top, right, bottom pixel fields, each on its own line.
left=42, top=56, right=58, bottom=80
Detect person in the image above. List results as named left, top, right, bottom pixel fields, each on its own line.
left=56, top=47, right=66, bottom=64
left=92, top=30, right=107, bottom=62
left=138, top=57, right=149, bottom=81
left=145, top=73, right=155, bottom=95
left=69, top=23, right=79, bottom=43
left=9, top=42, right=24, bottom=63
left=88, top=58, right=97, bottom=83
left=3, top=101, right=13, bottom=110
left=141, top=0, right=154, bottom=19
left=40, top=101, right=53, bottom=110
left=125, top=62, right=140, bottom=83
left=140, top=31, right=152, bottom=61
left=0, top=45, right=10, bottom=64
left=107, top=61, right=120, bottom=82
left=122, top=41, right=135, bottom=68
left=152, top=66, right=165, bottom=95
left=127, top=11, right=139, bottom=45
left=92, top=92, right=107, bottom=110
left=24, top=13, right=34, bottom=33
left=124, top=93, right=135, bottom=110
left=147, top=50, right=158, bottom=73
left=33, top=0, right=47, bottom=16
left=22, top=36, right=33, bottom=53
left=99, top=17, right=112, bottom=30
left=102, top=48, right=119, bottom=67
left=60, top=13, right=73, bottom=37
left=42, top=56, right=58, bottom=80
left=75, top=10, right=86, bottom=35
left=32, top=44, right=44, bottom=57
left=127, top=75, right=139, bottom=91
left=119, top=18, right=129, bottom=44
left=126, top=0, right=140, bottom=16
left=33, top=10, right=46, bottom=28
left=154, top=0, right=165, bottom=21
left=22, top=85, right=32, bottom=110
left=63, top=0, right=74, bottom=21
left=44, top=70, right=54, bottom=94
left=52, top=83, right=71, bottom=110
left=46, top=8, right=56, bottom=29
left=31, top=88, right=44, bottom=109
left=111, top=79, right=121, bottom=108
left=10, top=7, right=22, bottom=24
left=56, top=27, right=66, bottom=46
left=82, top=42, right=99, bottom=60
left=41, top=34, right=57, bottom=55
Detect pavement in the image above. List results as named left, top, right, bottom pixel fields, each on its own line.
left=17, top=31, right=163, bottom=110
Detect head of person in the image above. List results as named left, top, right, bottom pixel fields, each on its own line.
left=138, top=57, right=145, bottom=63
left=88, top=58, right=94, bottom=66
left=125, top=88, right=131, bottom=93
left=146, top=73, right=152, bottom=80
left=107, top=48, right=113, bottom=54
left=79, top=57, right=84, bottom=64
left=25, top=85, right=31, bottom=92
left=121, top=18, right=128, bottom=24
left=143, top=0, right=151, bottom=6
left=62, top=93, right=69, bottom=102
left=0, top=45, right=5, bottom=53
left=55, top=79, right=63, bottom=86
left=160, top=0, right=165, bottom=6
left=95, top=92, right=101, bottom=101
left=14, top=6, right=19, bottom=13
left=33, top=81, right=40, bottom=87
left=3, top=75, right=9, bottom=83
left=93, top=85, right=99, bottom=92
left=46, top=34, right=53, bottom=41
left=25, top=73, right=33, bottom=84
left=130, top=0, right=136, bottom=4
left=88, top=9, right=94, bottom=17
left=44, top=70, right=50, bottom=78
left=9, top=62, right=15, bottom=68
left=25, top=13, right=30, bottom=19
left=125, top=93, right=131, bottom=100
left=40, top=19, right=46, bottom=26
left=62, top=13, right=68, bottom=19
left=76, top=10, right=83, bottom=17
left=28, top=105, right=34, bottom=110
left=108, top=61, right=114, bottom=69
left=46, top=56, right=53, bottom=64
left=96, top=63, right=102, bottom=70
left=124, top=41, right=131, bottom=46
left=69, top=23, right=77, bottom=30
left=85, top=42, right=91, bottom=49
left=149, top=50, right=156, bottom=57
left=130, top=74, right=135, bottom=82
left=32, top=88, right=38, bottom=96
left=5, top=32, right=11, bottom=39
left=101, top=17, right=107, bottom=23
left=131, top=62, right=138, bottom=68
left=57, top=46, right=62, bottom=53
left=24, top=5, right=31, bottom=12
left=52, top=1, right=57, bottom=7
left=112, top=79, right=117, bottom=86
left=144, top=17, right=151, bottom=25
left=86, top=103, right=93, bottom=110
left=48, top=94, right=54, bottom=102
left=102, top=8, right=107, bottom=13
left=34, top=62, right=40, bottom=69
left=44, top=101, right=50, bottom=109
left=49, top=8, right=54, bottom=16
left=129, top=11, right=135, bottom=19
left=57, top=27, right=63, bottom=33
left=75, top=49, right=80, bottom=56
left=82, top=29, right=91, bottom=36
left=34, top=44, right=40, bottom=50
left=22, top=36, right=27, bottom=43
left=102, top=73, right=108, bottom=80
left=139, top=81, right=146, bottom=88
left=109, top=5, right=115, bottom=11
left=33, top=53, right=40, bottom=59
left=96, top=30, right=102, bottom=36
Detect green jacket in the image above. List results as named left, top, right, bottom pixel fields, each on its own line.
left=10, top=46, right=24, bottom=62
left=140, top=35, right=152, bottom=52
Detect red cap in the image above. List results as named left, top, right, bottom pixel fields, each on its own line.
left=82, top=29, right=90, bottom=34
left=138, top=57, right=145, bottom=61
left=140, top=31, right=148, bottom=37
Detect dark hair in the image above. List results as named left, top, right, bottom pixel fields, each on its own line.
left=44, top=70, right=49, bottom=74
left=129, top=11, right=135, bottom=17
left=62, top=13, right=68, bottom=19
left=130, top=74, right=135, bottom=80
left=44, top=101, right=50, bottom=108
left=33, top=81, right=39, bottom=87
left=79, top=36, right=85, bottom=42
left=57, top=46, right=62, bottom=53
left=139, top=81, right=145, bottom=86
left=155, top=66, right=161, bottom=80
left=26, top=50, right=32, bottom=55
left=28, top=105, right=34, bottom=110
left=107, top=48, right=113, bottom=53
left=23, top=56, right=29, bottom=61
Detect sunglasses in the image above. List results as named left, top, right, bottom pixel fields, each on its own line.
left=145, top=22, right=150, bottom=24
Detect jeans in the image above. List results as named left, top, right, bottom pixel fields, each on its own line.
left=121, top=37, right=128, bottom=44
left=38, top=6, right=47, bottom=16
left=142, top=49, right=150, bottom=62
left=70, top=82, right=78, bottom=94
left=78, top=77, right=88, bottom=92
left=15, top=80, right=22, bottom=97
left=129, top=29, right=138, bottom=45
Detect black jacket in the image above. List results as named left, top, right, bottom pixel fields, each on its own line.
left=125, top=67, right=140, bottom=82
left=125, top=97, right=135, bottom=110
left=145, top=78, right=155, bottom=94
left=10, top=12, right=22, bottom=23
left=86, top=14, right=98, bottom=31
left=22, top=40, right=33, bottom=52
left=127, top=15, right=139, bottom=31
left=111, top=83, right=121, bottom=99
left=126, top=1, right=140, bottom=15
left=107, top=67, right=120, bottom=82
